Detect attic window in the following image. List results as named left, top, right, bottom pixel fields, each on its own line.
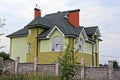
left=78, top=38, right=84, bottom=52
left=52, top=36, right=63, bottom=51
left=28, top=29, right=31, bottom=35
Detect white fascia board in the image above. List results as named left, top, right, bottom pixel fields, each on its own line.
left=79, top=28, right=88, bottom=40
left=95, top=28, right=101, bottom=37
left=46, top=25, right=65, bottom=38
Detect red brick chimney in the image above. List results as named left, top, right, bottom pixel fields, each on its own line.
left=34, top=8, right=41, bottom=19
left=68, top=9, right=80, bottom=28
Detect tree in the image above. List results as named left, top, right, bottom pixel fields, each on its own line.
left=0, top=18, right=5, bottom=49
left=113, top=60, right=119, bottom=68
left=0, top=52, right=9, bottom=60
left=59, top=38, right=78, bottom=80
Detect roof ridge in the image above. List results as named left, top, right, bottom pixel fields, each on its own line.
left=44, top=9, right=80, bottom=17
left=61, top=9, right=80, bottom=13
left=85, top=26, right=98, bottom=28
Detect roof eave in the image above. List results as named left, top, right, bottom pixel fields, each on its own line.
left=7, top=35, right=27, bottom=38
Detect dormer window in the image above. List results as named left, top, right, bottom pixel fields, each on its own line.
left=78, top=38, right=84, bottom=52
left=52, top=36, right=63, bottom=51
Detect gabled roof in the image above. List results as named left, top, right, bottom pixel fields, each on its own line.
left=7, top=9, right=101, bottom=40
left=84, top=26, right=98, bottom=35
left=7, top=28, right=28, bottom=37
left=37, top=10, right=83, bottom=39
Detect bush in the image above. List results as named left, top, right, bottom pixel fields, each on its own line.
left=0, top=69, right=2, bottom=75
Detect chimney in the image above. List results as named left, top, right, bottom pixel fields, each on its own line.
left=68, top=9, right=80, bottom=28
left=34, top=8, right=41, bottom=19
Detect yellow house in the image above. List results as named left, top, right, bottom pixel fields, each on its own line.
left=7, top=8, right=102, bottom=67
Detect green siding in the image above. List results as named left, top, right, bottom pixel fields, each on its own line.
left=40, top=29, right=68, bottom=52
left=84, top=42, right=92, bottom=54
left=76, top=32, right=92, bottom=54
left=10, top=37, right=27, bottom=62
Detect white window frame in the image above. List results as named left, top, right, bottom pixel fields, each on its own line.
left=27, top=43, right=30, bottom=53
left=28, top=29, right=31, bottom=35
left=52, top=36, right=64, bottom=51
left=78, top=38, right=84, bottom=52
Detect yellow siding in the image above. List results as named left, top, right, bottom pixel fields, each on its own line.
left=25, top=26, right=99, bottom=66
left=76, top=53, right=92, bottom=66
left=27, top=28, right=43, bottom=62
left=10, top=37, right=27, bottom=62
left=38, top=52, right=92, bottom=67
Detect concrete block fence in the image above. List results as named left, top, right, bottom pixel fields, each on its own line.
left=1, top=57, right=120, bottom=80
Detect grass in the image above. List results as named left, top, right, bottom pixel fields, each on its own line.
left=0, top=73, right=60, bottom=80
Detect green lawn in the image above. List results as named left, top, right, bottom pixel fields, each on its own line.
left=0, top=73, right=60, bottom=80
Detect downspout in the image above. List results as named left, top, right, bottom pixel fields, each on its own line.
left=92, top=42, right=94, bottom=67
left=36, top=27, right=39, bottom=57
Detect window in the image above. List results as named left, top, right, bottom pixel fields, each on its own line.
left=27, top=43, right=30, bottom=53
left=28, top=29, right=31, bottom=35
left=78, top=38, right=84, bottom=52
left=52, top=36, right=63, bottom=51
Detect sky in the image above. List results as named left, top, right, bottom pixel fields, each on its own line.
left=0, top=0, right=120, bottom=64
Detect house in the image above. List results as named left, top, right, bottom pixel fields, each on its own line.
left=7, top=8, right=102, bottom=67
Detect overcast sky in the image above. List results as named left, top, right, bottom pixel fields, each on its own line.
left=0, top=0, right=120, bottom=64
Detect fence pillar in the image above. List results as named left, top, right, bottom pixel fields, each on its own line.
left=55, top=61, right=59, bottom=76
left=80, top=58, right=85, bottom=79
left=34, top=57, right=38, bottom=72
left=81, top=58, right=85, bottom=67
left=15, top=57, right=20, bottom=74
left=81, top=67, right=85, bottom=79
left=108, top=60, right=114, bottom=80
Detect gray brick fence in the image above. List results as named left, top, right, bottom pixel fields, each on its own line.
left=1, top=57, right=120, bottom=80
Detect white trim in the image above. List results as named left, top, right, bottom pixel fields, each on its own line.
left=28, top=29, right=31, bottom=35
left=95, top=28, right=101, bottom=37
left=78, top=37, right=84, bottom=53
left=79, top=28, right=88, bottom=40
left=51, top=36, right=64, bottom=52
left=46, top=25, right=65, bottom=38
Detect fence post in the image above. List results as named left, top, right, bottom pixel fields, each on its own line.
left=55, top=61, right=59, bottom=76
left=108, top=60, right=114, bottom=80
left=34, top=57, right=38, bottom=72
left=15, top=57, right=20, bottom=74
left=81, top=58, right=85, bottom=67
left=80, top=58, right=85, bottom=79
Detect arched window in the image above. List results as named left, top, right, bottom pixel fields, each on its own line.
left=78, top=38, right=84, bottom=52
left=52, top=36, right=63, bottom=51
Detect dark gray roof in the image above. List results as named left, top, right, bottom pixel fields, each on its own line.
left=25, top=17, right=51, bottom=29
left=7, top=28, right=28, bottom=37
left=84, top=26, right=98, bottom=35
left=37, top=10, right=83, bottom=39
left=7, top=9, right=101, bottom=39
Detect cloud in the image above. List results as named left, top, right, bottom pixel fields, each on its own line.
left=101, top=33, right=120, bottom=46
